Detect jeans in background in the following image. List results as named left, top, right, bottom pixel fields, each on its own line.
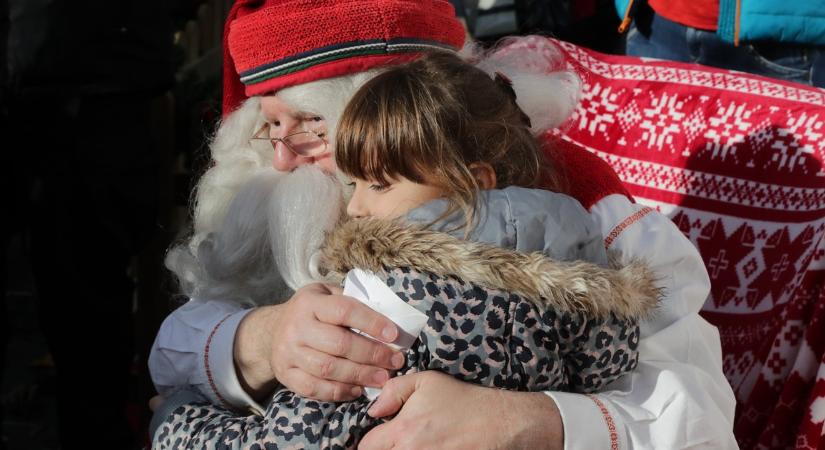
left=626, top=11, right=825, bottom=88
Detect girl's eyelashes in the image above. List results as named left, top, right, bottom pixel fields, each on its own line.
left=344, top=178, right=391, bottom=191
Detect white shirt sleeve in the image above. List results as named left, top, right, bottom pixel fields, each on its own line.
left=546, top=194, right=738, bottom=450
left=148, top=298, right=265, bottom=414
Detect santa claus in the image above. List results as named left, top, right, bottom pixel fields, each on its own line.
left=149, top=1, right=737, bottom=448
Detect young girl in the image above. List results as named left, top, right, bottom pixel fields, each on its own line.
left=152, top=51, right=659, bottom=449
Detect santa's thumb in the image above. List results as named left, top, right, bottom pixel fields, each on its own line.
left=367, top=374, right=419, bottom=418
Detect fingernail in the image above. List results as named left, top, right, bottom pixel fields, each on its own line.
left=351, top=386, right=362, bottom=397
left=373, top=370, right=388, bottom=385
left=382, top=325, right=397, bottom=341
left=391, top=353, right=404, bottom=369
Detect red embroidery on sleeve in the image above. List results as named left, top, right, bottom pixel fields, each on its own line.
left=587, top=394, right=620, bottom=450
left=604, top=207, right=654, bottom=249
left=204, top=314, right=234, bottom=408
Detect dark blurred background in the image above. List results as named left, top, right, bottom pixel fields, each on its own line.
left=1, top=0, right=230, bottom=448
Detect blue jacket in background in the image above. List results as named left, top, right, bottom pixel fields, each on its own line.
left=615, top=0, right=825, bottom=46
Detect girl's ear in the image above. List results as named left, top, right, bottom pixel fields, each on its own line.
left=469, top=162, right=497, bottom=190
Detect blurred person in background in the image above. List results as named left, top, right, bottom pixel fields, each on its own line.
left=452, top=0, right=624, bottom=54
left=617, top=0, right=825, bottom=87
left=3, top=0, right=175, bottom=448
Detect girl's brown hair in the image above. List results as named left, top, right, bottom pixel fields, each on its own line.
left=336, top=51, right=550, bottom=232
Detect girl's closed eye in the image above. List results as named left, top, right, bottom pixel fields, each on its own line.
left=369, top=183, right=390, bottom=192
left=345, top=176, right=392, bottom=192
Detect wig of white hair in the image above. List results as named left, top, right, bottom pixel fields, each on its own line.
left=166, top=36, right=581, bottom=300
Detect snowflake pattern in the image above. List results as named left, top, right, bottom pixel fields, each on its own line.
left=703, top=101, right=757, bottom=163
left=546, top=37, right=825, bottom=449
left=635, top=92, right=687, bottom=153
left=573, top=82, right=622, bottom=138
left=768, top=112, right=823, bottom=174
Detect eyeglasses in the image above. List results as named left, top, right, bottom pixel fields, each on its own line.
left=250, top=123, right=328, bottom=158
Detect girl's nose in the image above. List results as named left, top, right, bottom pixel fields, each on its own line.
left=346, top=193, right=367, bottom=218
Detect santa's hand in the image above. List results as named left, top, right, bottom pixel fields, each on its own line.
left=360, top=371, right=564, bottom=450
left=234, top=283, right=404, bottom=402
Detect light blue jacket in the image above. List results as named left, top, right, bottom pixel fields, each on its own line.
left=406, top=186, right=608, bottom=266
left=615, top=0, right=825, bottom=46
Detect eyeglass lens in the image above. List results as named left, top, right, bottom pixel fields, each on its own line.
left=282, top=132, right=326, bottom=157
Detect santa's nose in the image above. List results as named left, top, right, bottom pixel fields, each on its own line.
left=272, top=142, right=315, bottom=172
left=273, top=115, right=302, bottom=137
left=270, top=115, right=322, bottom=171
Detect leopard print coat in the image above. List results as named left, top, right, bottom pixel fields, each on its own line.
left=153, top=216, right=660, bottom=450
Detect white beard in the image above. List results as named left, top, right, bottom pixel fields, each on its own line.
left=268, top=165, right=344, bottom=291
left=167, top=165, right=344, bottom=305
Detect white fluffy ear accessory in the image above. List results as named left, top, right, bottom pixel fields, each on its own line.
left=465, top=36, right=582, bottom=134
left=493, top=70, right=533, bottom=128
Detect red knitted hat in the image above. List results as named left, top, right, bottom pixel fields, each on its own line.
left=223, top=0, right=466, bottom=116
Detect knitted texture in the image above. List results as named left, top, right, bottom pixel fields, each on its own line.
left=222, top=0, right=465, bottom=115
left=539, top=136, right=634, bottom=210
left=542, top=36, right=825, bottom=450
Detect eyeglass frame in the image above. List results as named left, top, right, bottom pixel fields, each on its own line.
left=249, top=122, right=329, bottom=158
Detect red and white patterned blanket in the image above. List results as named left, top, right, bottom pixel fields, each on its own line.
left=538, top=37, right=825, bottom=450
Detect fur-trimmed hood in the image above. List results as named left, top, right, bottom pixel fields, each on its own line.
left=320, top=219, right=661, bottom=321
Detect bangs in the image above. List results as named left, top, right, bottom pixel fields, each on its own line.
left=335, top=69, right=438, bottom=185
